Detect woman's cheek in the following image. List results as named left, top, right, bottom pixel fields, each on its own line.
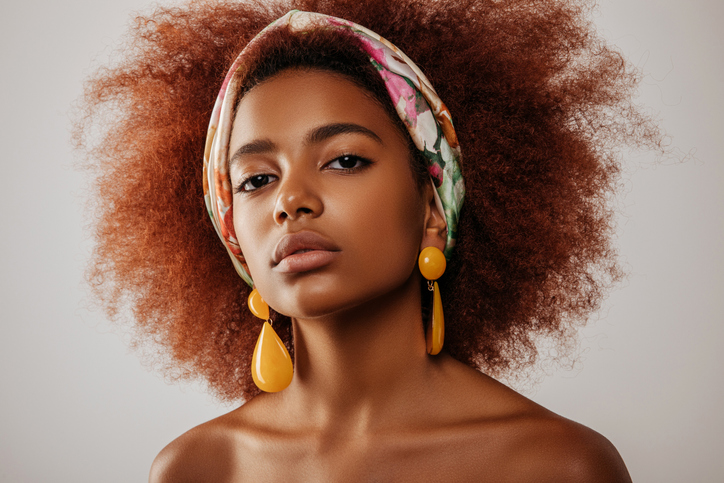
left=233, top=204, right=270, bottom=280
left=355, top=188, right=425, bottom=282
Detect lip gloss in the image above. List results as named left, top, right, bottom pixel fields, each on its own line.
left=274, top=250, right=340, bottom=273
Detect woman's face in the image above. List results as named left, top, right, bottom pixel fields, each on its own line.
left=229, top=69, right=428, bottom=318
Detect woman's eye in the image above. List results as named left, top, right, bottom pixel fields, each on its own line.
left=237, top=174, right=276, bottom=193
left=326, top=155, right=370, bottom=171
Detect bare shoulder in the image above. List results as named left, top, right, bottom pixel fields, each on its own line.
left=148, top=410, right=246, bottom=483
left=506, top=413, right=632, bottom=482
left=437, top=359, right=632, bottom=482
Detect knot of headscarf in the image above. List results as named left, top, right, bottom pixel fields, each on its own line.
left=203, top=10, right=465, bottom=287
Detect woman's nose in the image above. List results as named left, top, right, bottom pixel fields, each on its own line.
left=273, top=176, right=323, bottom=224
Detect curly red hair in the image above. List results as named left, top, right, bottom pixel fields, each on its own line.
left=74, top=0, right=660, bottom=402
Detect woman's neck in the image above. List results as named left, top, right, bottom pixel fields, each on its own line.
left=281, top=273, right=438, bottom=432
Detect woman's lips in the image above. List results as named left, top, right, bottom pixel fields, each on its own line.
left=275, top=249, right=340, bottom=273
left=272, top=231, right=340, bottom=273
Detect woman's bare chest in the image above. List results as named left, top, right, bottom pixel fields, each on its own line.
left=229, top=426, right=523, bottom=482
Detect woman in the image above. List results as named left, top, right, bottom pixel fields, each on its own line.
left=76, top=0, right=658, bottom=480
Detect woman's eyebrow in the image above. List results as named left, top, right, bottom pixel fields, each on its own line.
left=230, top=123, right=383, bottom=168
left=306, top=123, right=383, bottom=145
left=230, top=139, right=277, bottom=167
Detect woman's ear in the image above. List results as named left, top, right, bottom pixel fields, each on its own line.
left=420, top=181, right=447, bottom=252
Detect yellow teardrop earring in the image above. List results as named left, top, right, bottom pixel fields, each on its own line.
left=418, top=246, right=446, bottom=355
left=248, top=288, right=294, bottom=392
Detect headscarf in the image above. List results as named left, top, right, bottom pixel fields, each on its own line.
left=203, top=10, right=465, bottom=287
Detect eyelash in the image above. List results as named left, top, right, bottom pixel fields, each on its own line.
left=235, top=173, right=278, bottom=194
left=324, top=154, right=372, bottom=173
left=234, top=154, right=372, bottom=194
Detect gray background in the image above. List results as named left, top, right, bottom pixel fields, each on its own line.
left=1, top=0, right=722, bottom=481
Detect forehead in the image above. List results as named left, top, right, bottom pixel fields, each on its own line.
left=230, top=69, right=403, bottom=147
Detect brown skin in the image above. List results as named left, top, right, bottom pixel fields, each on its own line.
left=150, top=70, right=631, bottom=482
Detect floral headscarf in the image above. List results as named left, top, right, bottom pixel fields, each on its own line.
left=203, top=10, right=465, bottom=287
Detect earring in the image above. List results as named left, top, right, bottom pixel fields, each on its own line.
left=248, top=288, right=293, bottom=392
left=418, top=247, right=446, bottom=355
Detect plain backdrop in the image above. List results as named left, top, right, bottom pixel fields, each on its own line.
left=1, top=0, right=722, bottom=481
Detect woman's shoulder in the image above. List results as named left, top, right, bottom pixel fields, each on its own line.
left=435, top=359, right=632, bottom=481
left=149, top=409, right=251, bottom=483
left=498, top=412, right=632, bottom=482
